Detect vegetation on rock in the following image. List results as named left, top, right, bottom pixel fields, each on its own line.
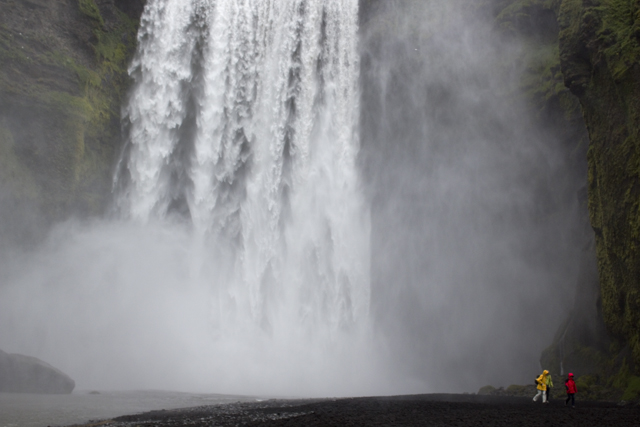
left=0, top=0, right=144, bottom=246
left=490, top=0, right=640, bottom=401
left=558, top=0, right=640, bottom=383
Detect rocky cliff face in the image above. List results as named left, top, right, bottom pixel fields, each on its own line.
left=493, top=0, right=640, bottom=399
left=0, top=0, right=144, bottom=249
left=558, top=0, right=640, bottom=385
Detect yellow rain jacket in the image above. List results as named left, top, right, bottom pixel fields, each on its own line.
left=536, top=370, right=549, bottom=391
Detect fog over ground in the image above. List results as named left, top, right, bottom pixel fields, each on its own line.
left=0, top=0, right=586, bottom=396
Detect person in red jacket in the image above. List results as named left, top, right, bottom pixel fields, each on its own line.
left=565, top=373, right=577, bottom=407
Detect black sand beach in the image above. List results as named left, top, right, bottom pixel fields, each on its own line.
left=67, top=394, right=640, bottom=427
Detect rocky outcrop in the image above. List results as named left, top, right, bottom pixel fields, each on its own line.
left=0, top=0, right=145, bottom=249
left=0, top=349, right=75, bottom=394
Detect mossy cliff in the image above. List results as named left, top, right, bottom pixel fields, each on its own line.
left=491, top=0, right=640, bottom=400
left=0, top=0, right=144, bottom=246
left=558, top=0, right=640, bottom=376
left=490, top=0, right=640, bottom=400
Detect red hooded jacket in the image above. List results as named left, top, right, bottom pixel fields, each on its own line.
left=565, top=375, right=577, bottom=394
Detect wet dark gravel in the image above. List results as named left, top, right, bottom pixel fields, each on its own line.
left=66, top=394, right=640, bottom=427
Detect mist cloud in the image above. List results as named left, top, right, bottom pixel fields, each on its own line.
left=360, top=0, right=586, bottom=392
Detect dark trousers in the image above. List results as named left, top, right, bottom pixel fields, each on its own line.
left=546, top=387, right=551, bottom=401
left=565, top=393, right=575, bottom=406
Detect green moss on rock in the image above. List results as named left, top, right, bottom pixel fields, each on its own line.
left=0, top=0, right=142, bottom=240
left=558, top=0, right=640, bottom=375
left=78, top=0, right=105, bottom=28
left=621, top=375, right=640, bottom=401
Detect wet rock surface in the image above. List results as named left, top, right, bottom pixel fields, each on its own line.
left=0, top=349, right=75, bottom=394
left=67, top=394, right=640, bottom=426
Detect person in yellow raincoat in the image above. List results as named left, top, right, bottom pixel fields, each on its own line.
left=533, top=370, right=549, bottom=403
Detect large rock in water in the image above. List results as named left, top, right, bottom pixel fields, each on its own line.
left=0, top=349, right=75, bottom=394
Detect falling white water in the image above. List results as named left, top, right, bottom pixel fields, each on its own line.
left=112, top=0, right=369, bottom=393
left=118, top=0, right=369, bottom=340
left=0, top=0, right=379, bottom=397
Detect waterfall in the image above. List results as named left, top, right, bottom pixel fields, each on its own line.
left=0, top=0, right=381, bottom=396
left=0, top=0, right=589, bottom=396
left=110, top=0, right=371, bottom=392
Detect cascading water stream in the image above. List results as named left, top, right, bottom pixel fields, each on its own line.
left=0, top=0, right=379, bottom=397
left=111, top=0, right=371, bottom=392
left=0, top=0, right=586, bottom=398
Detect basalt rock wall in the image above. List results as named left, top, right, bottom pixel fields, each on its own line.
left=558, top=0, right=640, bottom=376
left=0, top=0, right=145, bottom=249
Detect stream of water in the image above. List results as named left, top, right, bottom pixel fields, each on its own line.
left=116, top=0, right=370, bottom=351
left=0, top=0, right=378, bottom=397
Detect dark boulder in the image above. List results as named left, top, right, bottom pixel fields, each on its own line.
left=0, top=349, right=75, bottom=394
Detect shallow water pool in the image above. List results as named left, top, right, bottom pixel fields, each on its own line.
left=0, top=390, right=260, bottom=427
